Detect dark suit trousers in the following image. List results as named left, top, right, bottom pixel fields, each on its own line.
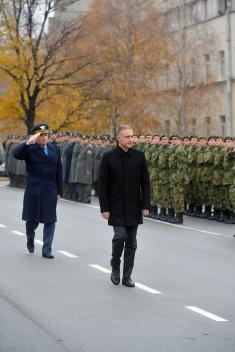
left=26, top=221, right=55, bottom=254
left=111, top=226, right=138, bottom=279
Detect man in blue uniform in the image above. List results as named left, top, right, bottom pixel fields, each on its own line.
left=14, top=124, right=63, bottom=258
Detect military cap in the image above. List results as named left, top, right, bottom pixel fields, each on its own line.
left=170, top=134, right=180, bottom=140
left=224, top=136, right=233, bottom=141
left=31, top=123, right=49, bottom=135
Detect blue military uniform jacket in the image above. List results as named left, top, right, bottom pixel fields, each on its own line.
left=14, top=142, right=63, bottom=223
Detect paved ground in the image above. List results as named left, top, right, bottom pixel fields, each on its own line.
left=0, top=180, right=235, bottom=352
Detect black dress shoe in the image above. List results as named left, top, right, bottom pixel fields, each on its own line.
left=27, top=240, right=34, bottom=253
left=42, top=253, right=54, bottom=259
left=110, top=270, right=120, bottom=285
left=122, top=278, right=135, bottom=287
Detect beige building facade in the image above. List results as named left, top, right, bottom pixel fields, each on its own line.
left=155, top=0, right=235, bottom=137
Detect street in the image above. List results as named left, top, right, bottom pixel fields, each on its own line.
left=0, top=180, right=235, bottom=352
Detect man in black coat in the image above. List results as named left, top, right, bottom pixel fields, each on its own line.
left=14, top=124, right=63, bottom=258
left=99, top=125, right=151, bottom=287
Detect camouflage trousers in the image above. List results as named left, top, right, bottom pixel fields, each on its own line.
left=150, top=179, right=158, bottom=205
left=157, top=183, right=170, bottom=208
left=211, top=185, right=225, bottom=210
left=229, top=185, right=235, bottom=212
left=185, top=181, right=199, bottom=206
left=197, top=181, right=213, bottom=207
left=170, top=184, right=185, bottom=213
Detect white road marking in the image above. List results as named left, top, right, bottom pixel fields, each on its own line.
left=185, top=306, right=228, bottom=322
left=61, top=199, right=232, bottom=238
left=135, top=282, right=162, bottom=294
left=146, top=217, right=232, bottom=238
left=61, top=198, right=99, bottom=209
left=11, top=230, right=25, bottom=236
left=89, top=264, right=111, bottom=274
left=57, top=250, right=78, bottom=258
left=0, top=224, right=7, bottom=228
left=35, top=239, right=43, bottom=246
left=90, top=265, right=162, bottom=294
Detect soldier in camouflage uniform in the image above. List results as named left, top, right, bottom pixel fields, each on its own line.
left=195, top=136, right=214, bottom=218
left=168, top=135, right=188, bottom=224
left=222, top=137, right=235, bottom=223
left=145, top=135, right=160, bottom=218
left=185, top=135, right=199, bottom=216
left=210, top=137, right=225, bottom=221
left=157, top=135, right=170, bottom=221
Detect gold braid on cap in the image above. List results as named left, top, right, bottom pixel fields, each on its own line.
left=33, top=129, right=49, bottom=134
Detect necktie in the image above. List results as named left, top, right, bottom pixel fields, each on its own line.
left=43, top=146, right=48, bottom=156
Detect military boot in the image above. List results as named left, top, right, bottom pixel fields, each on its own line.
left=167, top=208, right=175, bottom=220
left=229, top=213, right=235, bottom=224
left=209, top=208, right=218, bottom=220
left=194, top=206, right=203, bottom=217
left=216, top=209, right=224, bottom=222
left=204, top=206, right=212, bottom=218
left=185, top=205, right=195, bottom=216
left=150, top=206, right=158, bottom=219
left=168, top=213, right=183, bottom=224
left=158, top=208, right=168, bottom=221
left=223, top=210, right=232, bottom=224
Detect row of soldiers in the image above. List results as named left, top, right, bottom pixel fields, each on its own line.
left=135, top=134, right=235, bottom=224
left=2, top=132, right=235, bottom=225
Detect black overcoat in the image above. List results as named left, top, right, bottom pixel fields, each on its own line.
left=98, top=146, right=151, bottom=226
left=14, top=142, right=63, bottom=223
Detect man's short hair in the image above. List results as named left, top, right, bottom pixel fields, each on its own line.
left=116, top=125, right=132, bottom=137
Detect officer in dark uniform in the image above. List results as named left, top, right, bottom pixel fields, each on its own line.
left=13, top=124, right=63, bottom=258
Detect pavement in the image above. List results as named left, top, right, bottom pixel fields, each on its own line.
left=0, top=180, right=235, bottom=352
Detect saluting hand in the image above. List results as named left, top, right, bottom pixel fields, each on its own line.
left=27, top=132, right=41, bottom=144
left=101, top=212, right=110, bottom=220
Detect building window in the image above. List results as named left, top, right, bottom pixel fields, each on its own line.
left=219, top=50, right=226, bottom=80
left=204, top=54, right=210, bottom=80
left=217, top=0, right=228, bottom=15
left=219, top=115, right=226, bottom=137
left=204, top=0, right=212, bottom=19
left=192, top=118, right=197, bottom=134
left=192, top=3, right=198, bottom=23
left=165, top=120, right=170, bottom=135
left=205, top=116, right=211, bottom=137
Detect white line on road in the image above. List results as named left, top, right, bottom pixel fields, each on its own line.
left=146, top=218, right=232, bottom=238
left=11, top=230, right=25, bottom=236
left=0, top=224, right=7, bottom=228
left=57, top=250, right=78, bottom=258
left=135, top=282, right=162, bottom=295
left=61, top=199, right=232, bottom=238
left=90, top=265, right=162, bottom=294
left=35, top=239, right=43, bottom=246
left=89, top=264, right=111, bottom=274
left=185, top=306, right=228, bottom=322
left=61, top=198, right=99, bottom=209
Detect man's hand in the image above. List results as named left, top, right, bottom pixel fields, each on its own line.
left=142, top=209, right=149, bottom=217
left=27, top=133, right=41, bottom=145
left=101, top=212, right=110, bottom=220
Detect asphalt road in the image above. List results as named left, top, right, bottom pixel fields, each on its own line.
left=0, top=180, right=235, bottom=352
